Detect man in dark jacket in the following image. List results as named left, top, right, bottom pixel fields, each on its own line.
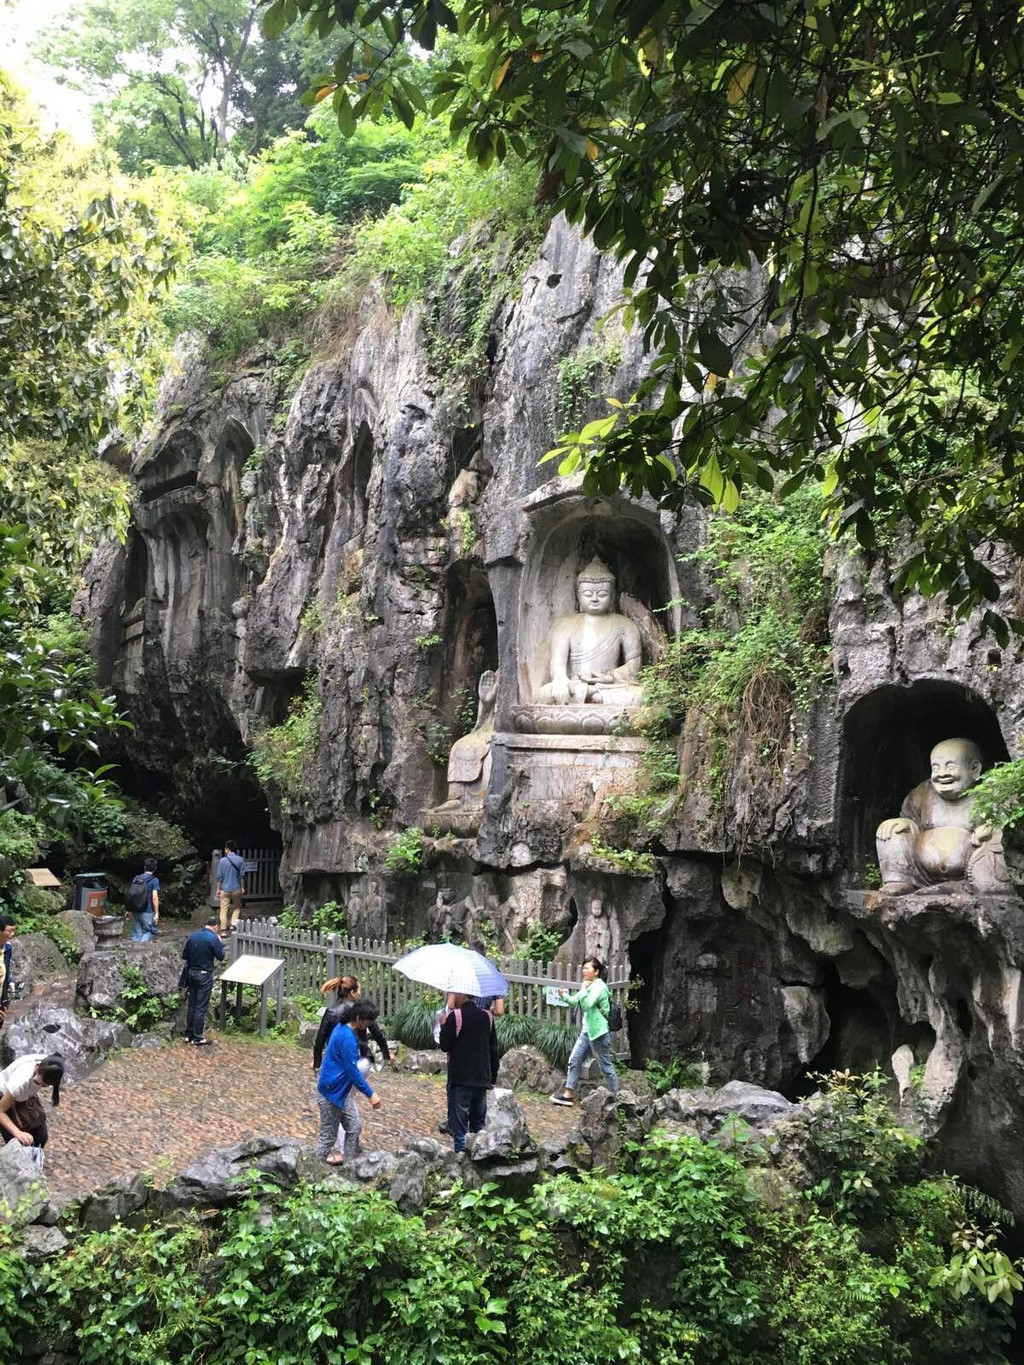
left=0, top=915, right=15, bottom=1025
left=438, top=993, right=500, bottom=1153
left=181, top=916, right=225, bottom=1046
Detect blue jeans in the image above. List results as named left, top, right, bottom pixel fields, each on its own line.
left=448, top=1084, right=487, bottom=1153
left=131, top=910, right=155, bottom=942
left=566, top=1028, right=619, bottom=1094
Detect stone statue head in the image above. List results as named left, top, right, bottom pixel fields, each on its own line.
left=576, top=557, right=616, bottom=616
left=929, top=738, right=983, bottom=800
left=437, top=886, right=456, bottom=904
left=477, top=669, right=498, bottom=707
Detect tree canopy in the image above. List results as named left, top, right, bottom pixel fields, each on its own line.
left=36, top=0, right=324, bottom=168
left=0, top=79, right=177, bottom=796
left=265, top=0, right=1024, bottom=631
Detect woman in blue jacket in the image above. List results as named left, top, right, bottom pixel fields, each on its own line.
left=316, top=999, right=383, bottom=1164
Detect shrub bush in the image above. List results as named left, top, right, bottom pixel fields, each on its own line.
left=0, top=1096, right=1016, bottom=1365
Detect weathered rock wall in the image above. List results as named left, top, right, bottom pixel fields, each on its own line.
left=79, top=213, right=1024, bottom=1215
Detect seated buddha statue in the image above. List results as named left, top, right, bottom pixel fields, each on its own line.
left=876, top=737, right=1008, bottom=895
left=537, top=558, right=643, bottom=706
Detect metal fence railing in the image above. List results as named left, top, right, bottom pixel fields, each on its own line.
left=229, top=919, right=631, bottom=1053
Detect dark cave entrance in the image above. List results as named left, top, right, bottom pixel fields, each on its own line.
left=839, top=680, right=1008, bottom=879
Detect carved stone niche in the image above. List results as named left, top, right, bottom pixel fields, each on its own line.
left=423, top=565, right=499, bottom=837
left=840, top=680, right=1013, bottom=896
left=500, top=489, right=683, bottom=808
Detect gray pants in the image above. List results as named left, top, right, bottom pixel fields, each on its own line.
left=566, top=1028, right=619, bottom=1094
left=316, top=1091, right=362, bottom=1160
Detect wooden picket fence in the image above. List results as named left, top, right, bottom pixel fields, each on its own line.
left=230, top=918, right=631, bottom=1053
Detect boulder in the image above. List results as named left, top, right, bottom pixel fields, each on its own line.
left=76, top=940, right=184, bottom=1014
left=389, top=1152, right=428, bottom=1214
left=130, top=1030, right=172, bottom=1049
left=296, top=1019, right=319, bottom=1050
left=539, top=1131, right=582, bottom=1175
left=1, top=1002, right=130, bottom=1080
left=347, top=1150, right=399, bottom=1184
left=8, top=933, right=70, bottom=993
left=53, top=912, right=96, bottom=960
left=495, top=1045, right=563, bottom=1097
left=656, top=1081, right=800, bottom=1139
left=162, top=1136, right=307, bottom=1209
left=466, top=1088, right=536, bottom=1164
left=397, top=1048, right=447, bottom=1075
left=18, top=1223, right=69, bottom=1261
left=79, top=1173, right=150, bottom=1232
left=578, top=1086, right=656, bottom=1171
left=0, top=1140, right=48, bottom=1226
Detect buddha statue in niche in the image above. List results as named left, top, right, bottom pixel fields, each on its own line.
left=876, top=737, right=1009, bottom=894
left=537, top=557, right=643, bottom=706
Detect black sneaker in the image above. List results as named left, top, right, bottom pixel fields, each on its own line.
left=549, top=1093, right=574, bottom=1107
left=191, top=1037, right=214, bottom=1047
left=437, top=1121, right=451, bottom=1135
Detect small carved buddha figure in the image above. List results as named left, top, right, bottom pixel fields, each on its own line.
left=436, top=669, right=497, bottom=810
left=876, top=737, right=1008, bottom=894
left=538, top=558, right=643, bottom=705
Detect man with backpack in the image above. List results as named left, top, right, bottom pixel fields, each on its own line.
left=127, top=858, right=160, bottom=942
left=216, top=841, right=246, bottom=937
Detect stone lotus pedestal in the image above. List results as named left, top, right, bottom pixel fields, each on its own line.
left=497, top=728, right=647, bottom=804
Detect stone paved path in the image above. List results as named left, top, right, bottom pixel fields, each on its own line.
left=42, top=1034, right=576, bottom=1196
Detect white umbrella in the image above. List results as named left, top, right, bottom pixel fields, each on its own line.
left=393, top=943, right=507, bottom=997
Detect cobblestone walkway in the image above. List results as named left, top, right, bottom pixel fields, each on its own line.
left=42, top=1035, right=576, bottom=1196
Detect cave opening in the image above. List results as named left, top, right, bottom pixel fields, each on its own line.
left=840, top=680, right=1008, bottom=879
left=791, top=961, right=901, bottom=1097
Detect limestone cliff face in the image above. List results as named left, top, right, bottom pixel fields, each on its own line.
left=79, top=213, right=1024, bottom=1215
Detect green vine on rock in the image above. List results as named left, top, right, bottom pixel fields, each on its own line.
left=969, top=759, right=1024, bottom=832
left=384, top=826, right=424, bottom=875
left=250, top=674, right=321, bottom=808
left=641, top=487, right=829, bottom=829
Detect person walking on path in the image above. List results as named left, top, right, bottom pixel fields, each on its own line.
left=216, top=841, right=246, bottom=937
left=313, top=976, right=395, bottom=1074
left=127, top=858, right=160, bottom=942
left=438, top=993, right=499, bottom=1153
left=550, top=956, right=619, bottom=1106
left=316, top=999, right=382, bottom=1165
left=182, top=916, right=224, bottom=1046
left=0, top=915, right=15, bottom=1026
left=0, top=1052, right=64, bottom=1148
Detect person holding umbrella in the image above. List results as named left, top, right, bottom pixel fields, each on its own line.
left=438, top=991, right=499, bottom=1152
left=392, top=942, right=507, bottom=1151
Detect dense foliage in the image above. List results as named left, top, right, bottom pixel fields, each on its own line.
left=0, top=78, right=183, bottom=451
left=36, top=0, right=326, bottom=169
left=159, top=106, right=543, bottom=360
left=270, top=0, right=1024, bottom=631
left=0, top=1074, right=1018, bottom=1363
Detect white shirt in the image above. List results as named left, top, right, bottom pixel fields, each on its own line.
left=0, top=1053, right=45, bottom=1103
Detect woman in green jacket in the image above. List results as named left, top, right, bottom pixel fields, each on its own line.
left=550, top=957, right=619, bottom=1105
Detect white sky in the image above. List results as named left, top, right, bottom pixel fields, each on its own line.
left=3, top=0, right=95, bottom=138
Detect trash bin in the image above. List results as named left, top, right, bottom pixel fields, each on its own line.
left=74, top=872, right=108, bottom=916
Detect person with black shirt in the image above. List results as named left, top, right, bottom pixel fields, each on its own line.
left=438, top=993, right=499, bottom=1153
left=312, top=976, right=395, bottom=1072
left=181, top=916, right=225, bottom=1046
